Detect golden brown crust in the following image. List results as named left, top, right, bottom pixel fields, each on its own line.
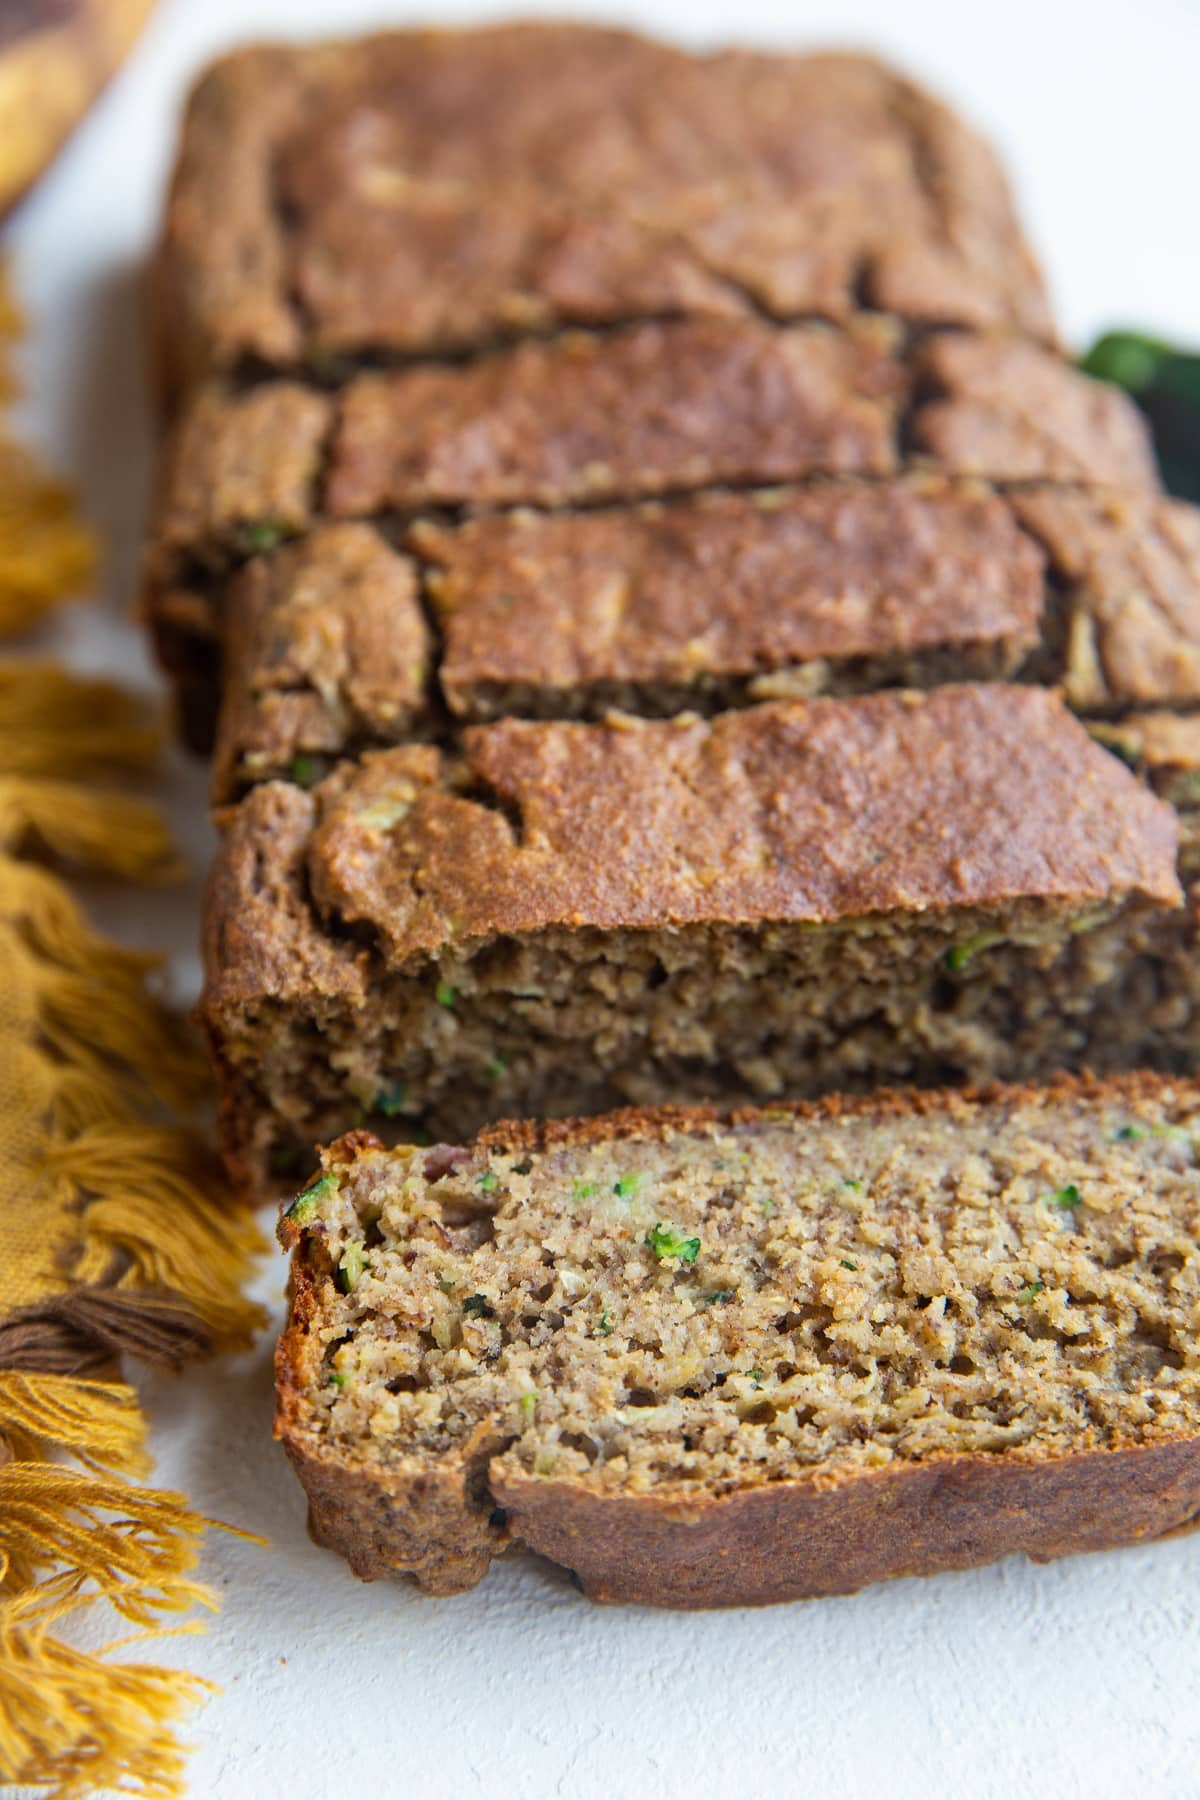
left=151, top=25, right=1054, bottom=409
left=275, top=1254, right=505, bottom=1592
left=453, top=1067, right=1200, bottom=1163
left=141, top=305, right=1162, bottom=745
left=205, top=476, right=1056, bottom=795
left=418, top=480, right=1045, bottom=716
left=324, top=317, right=905, bottom=517
left=142, top=324, right=1161, bottom=733
left=150, top=326, right=1150, bottom=563
left=201, top=777, right=367, bottom=1015
left=197, top=479, right=1200, bottom=794
left=148, top=41, right=311, bottom=410
left=914, top=335, right=1159, bottom=489
left=488, top=1437, right=1200, bottom=1607
left=300, top=687, right=1178, bottom=962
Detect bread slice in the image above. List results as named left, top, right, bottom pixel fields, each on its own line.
left=211, top=479, right=1049, bottom=799
left=144, top=318, right=1158, bottom=749
left=275, top=1072, right=1200, bottom=1607
left=151, top=26, right=1053, bottom=411
left=205, top=480, right=1200, bottom=801
left=151, top=325, right=1154, bottom=567
left=201, top=684, right=1180, bottom=1195
left=419, top=481, right=1044, bottom=724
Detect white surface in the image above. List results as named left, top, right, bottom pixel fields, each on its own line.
left=7, top=1, right=1200, bottom=1794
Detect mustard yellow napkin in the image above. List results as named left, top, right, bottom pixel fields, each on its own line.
left=0, top=268, right=264, bottom=1798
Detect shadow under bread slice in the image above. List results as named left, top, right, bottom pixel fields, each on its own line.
left=200, top=684, right=1180, bottom=1197
left=208, top=481, right=1200, bottom=803
left=274, top=1070, right=1200, bottom=1607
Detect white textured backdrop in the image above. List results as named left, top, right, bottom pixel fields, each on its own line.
left=8, top=1, right=1200, bottom=1793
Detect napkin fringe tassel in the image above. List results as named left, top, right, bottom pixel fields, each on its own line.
left=0, top=266, right=266, bottom=1794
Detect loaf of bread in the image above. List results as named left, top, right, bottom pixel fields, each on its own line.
left=143, top=25, right=1166, bottom=749
left=276, top=1072, right=1200, bottom=1606
left=201, top=684, right=1179, bottom=1195
left=151, top=24, right=1055, bottom=409
left=149, top=24, right=1200, bottom=1607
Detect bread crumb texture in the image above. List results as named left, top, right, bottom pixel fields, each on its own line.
left=282, top=1081, right=1200, bottom=1498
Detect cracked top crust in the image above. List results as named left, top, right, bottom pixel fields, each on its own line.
left=323, top=318, right=906, bottom=516
left=204, top=479, right=1200, bottom=801
left=146, top=323, right=1159, bottom=587
left=419, top=481, right=1045, bottom=709
left=202, top=685, right=1181, bottom=1016
left=152, top=24, right=1054, bottom=403
left=208, top=479, right=1047, bottom=798
left=912, top=336, right=1160, bottom=490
